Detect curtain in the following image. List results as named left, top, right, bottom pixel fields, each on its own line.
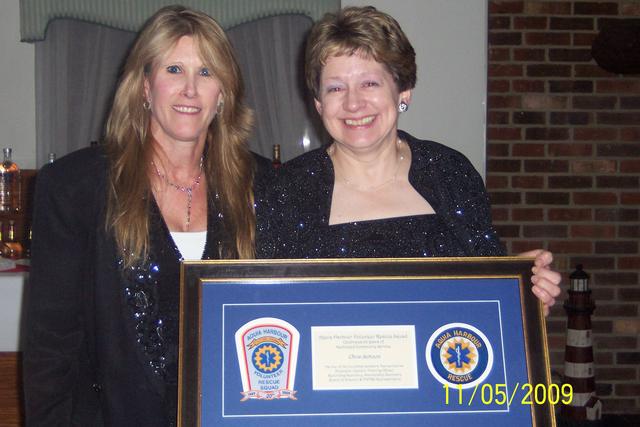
left=35, top=15, right=323, bottom=165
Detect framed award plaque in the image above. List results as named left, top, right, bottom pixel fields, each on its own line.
left=178, top=257, right=556, bottom=427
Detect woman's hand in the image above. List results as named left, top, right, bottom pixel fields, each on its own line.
left=518, top=249, right=562, bottom=317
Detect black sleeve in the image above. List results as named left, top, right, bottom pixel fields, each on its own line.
left=23, top=163, right=92, bottom=425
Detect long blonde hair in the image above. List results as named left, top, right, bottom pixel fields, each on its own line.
left=105, top=5, right=255, bottom=267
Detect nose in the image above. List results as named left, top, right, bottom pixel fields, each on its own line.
left=343, top=88, right=364, bottom=112
left=182, top=73, right=198, bottom=98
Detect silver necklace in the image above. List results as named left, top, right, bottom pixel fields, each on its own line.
left=151, top=157, right=203, bottom=230
left=331, top=139, right=406, bottom=191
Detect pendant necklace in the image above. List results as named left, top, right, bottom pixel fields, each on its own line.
left=151, top=157, right=204, bottom=230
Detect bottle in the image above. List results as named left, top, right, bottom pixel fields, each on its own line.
left=23, top=225, right=32, bottom=258
left=272, top=144, right=282, bottom=169
left=48, top=152, right=57, bottom=164
left=0, top=148, right=21, bottom=212
left=4, top=220, right=23, bottom=259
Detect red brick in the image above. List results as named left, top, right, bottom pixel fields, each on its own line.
left=489, top=32, right=523, bottom=46
left=512, top=143, right=545, bottom=157
left=621, top=3, right=640, bottom=16
left=492, top=207, right=509, bottom=221
left=511, top=241, right=545, bottom=253
left=525, top=128, right=570, bottom=141
left=512, top=79, right=545, bottom=92
left=599, top=112, right=640, bottom=126
left=525, top=2, right=571, bottom=15
left=619, top=256, right=640, bottom=269
left=621, top=193, right=640, bottom=204
left=620, top=128, right=640, bottom=142
left=550, top=112, right=590, bottom=125
left=525, top=191, right=570, bottom=204
left=597, top=80, right=640, bottom=93
left=618, top=288, right=640, bottom=301
left=574, top=2, right=619, bottom=15
left=592, top=287, right=615, bottom=301
left=595, top=208, right=639, bottom=222
left=494, top=224, right=520, bottom=238
left=549, top=176, right=593, bottom=189
left=569, top=256, right=615, bottom=269
left=620, top=96, right=640, bottom=109
left=550, top=17, right=595, bottom=30
left=525, top=32, right=571, bottom=45
left=571, top=160, right=616, bottom=174
left=514, top=16, right=547, bottom=29
left=488, top=111, right=510, bottom=124
left=524, top=159, right=569, bottom=172
left=574, top=128, right=617, bottom=141
left=596, top=176, right=639, bottom=189
left=513, top=111, right=546, bottom=124
left=488, top=95, right=522, bottom=109
left=489, top=16, right=512, bottom=30
left=598, top=143, right=640, bottom=157
left=549, top=48, right=593, bottom=62
left=489, top=48, right=511, bottom=62
left=594, top=351, right=613, bottom=365
left=549, top=240, right=593, bottom=254
left=523, top=225, right=568, bottom=238
left=489, top=64, right=524, bottom=77
left=595, top=241, right=639, bottom=254
left=616, top=384, right=640, bottom=396
left=513, top=48, right=546, bottom=62
left=595, top=304, right=638, bottom=318
left=549, top=143, right=593, bottom=157
left=618, top=225, right=640, bottom=238
left=573, top=32, right=598, bottom=46
left=487, top=159, right=521, bottom=172
left=489, top=1, right=524, bottom=14
left=523, top=94, right=568, bottom=109
left=549, top=80, right=594, bottom=93
left=571, top=224, right=616, bottom=238
left=487, top=127, right=522, bottom=140
left=527, top=64, right=572, bottom=77
left=488, top=79, right=510, bottom=93
left=575, top=64, right=616, bottom=78
left=598, top=398, right=638, bottom=412
left=512, top=175, right=544, bottom=188
left=486, top=175, right=508, bottom=189
left=593, top=272, right=638, bottom=286
left=573, top=96, right=617, bottom=110
left=548, top=208, right=592, bottom=221
left=487, top=143, right=509, bottom=157
left=489, top=191, right=522, bottom=205
left=512, top=208, right=544, bottom=221
left=573, top=192, right=617, bottom=205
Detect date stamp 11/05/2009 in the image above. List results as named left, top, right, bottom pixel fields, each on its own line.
left=443, top=383, right=573, bottom=406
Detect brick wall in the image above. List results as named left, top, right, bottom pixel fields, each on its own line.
left=487, top=1, right=640, bottom=414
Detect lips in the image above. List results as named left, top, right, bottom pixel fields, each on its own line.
left=344, top=115, right=375, bottom=126
left=172, top=105, right=201, bottom=113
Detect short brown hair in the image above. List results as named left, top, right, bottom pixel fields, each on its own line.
left=305, top=6, right=417, bottom=99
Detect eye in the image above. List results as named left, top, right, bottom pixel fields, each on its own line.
left=166, top=65, right=181, bottom=74
left=363, top=80, right=380, bottom=88
left=325, top=85, right=342, bottom=93
left=200, top=67, right=211, bottom=77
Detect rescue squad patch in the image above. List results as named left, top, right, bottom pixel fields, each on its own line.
left=425, top=322, right=494, bottom=389
left=235, top=317, right=300, bottom=401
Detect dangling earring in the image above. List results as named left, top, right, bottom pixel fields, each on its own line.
left=143, top=100, right=151, bottom=110
left=216, top=100, right=224, bottom=114
left=398, top=101, right=409, bottom=113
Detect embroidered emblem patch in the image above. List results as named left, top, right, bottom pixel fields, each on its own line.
left=235, top=317, right=300, bottom=401
left=425, top=322, right=493, bottom=389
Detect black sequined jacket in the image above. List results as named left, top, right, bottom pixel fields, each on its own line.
left=23, top=146, right=270, bottom=426
left=257, top=130, right=506, bottom=259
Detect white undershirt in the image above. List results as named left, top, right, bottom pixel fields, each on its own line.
left=170, top=231, right=207, bottom=260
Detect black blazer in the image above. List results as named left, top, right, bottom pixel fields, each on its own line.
left=23, top=147, right=271, bottom=426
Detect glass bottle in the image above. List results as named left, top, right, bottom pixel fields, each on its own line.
left=272, top=144, right=282, bottom=169
left=4, top=220, right=23, bottom=259
left=0, top=148, right=21, bottom=212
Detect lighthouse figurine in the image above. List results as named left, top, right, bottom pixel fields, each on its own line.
left=560, top=264, right=601, bottom=423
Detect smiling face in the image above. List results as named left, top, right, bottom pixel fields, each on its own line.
left=315, top=53, right=411, bottom=153
left=144, top=35, right=223, bottom=147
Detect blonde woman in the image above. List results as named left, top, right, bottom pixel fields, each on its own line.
left=24, top=6, right=266, bottom=425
